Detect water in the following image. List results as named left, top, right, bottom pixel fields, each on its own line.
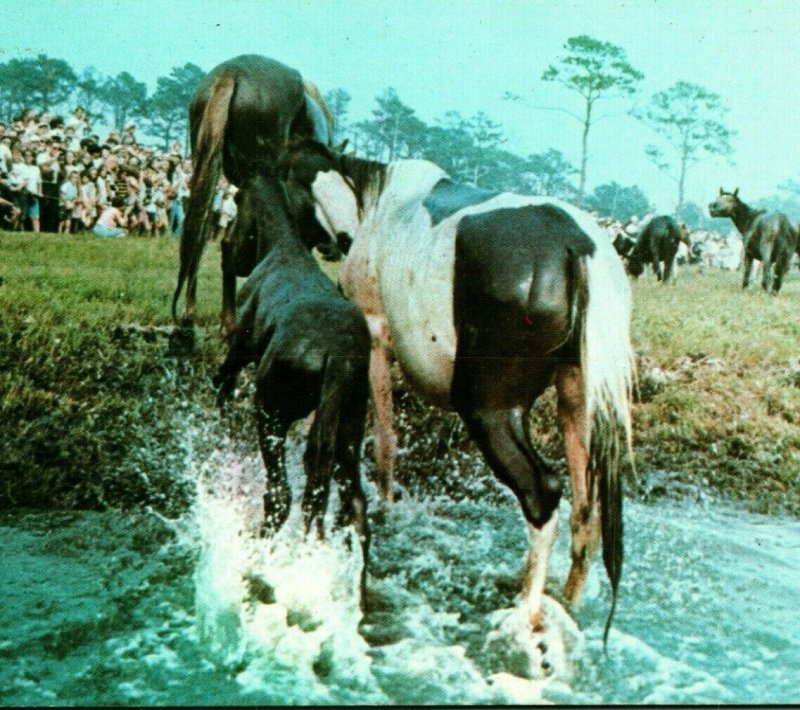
left=1, top=428, right=799, bottom=705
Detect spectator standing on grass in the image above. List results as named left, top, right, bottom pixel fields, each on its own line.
left=59, top=171, right=80, bottom=234
left=7, top=148, right=27, bottom=228
left=80, top=171, right=97, bottom=229
left=39, top=159, right=60, bottom=233
left=169, top=159, right=190, bottom=236
left=218, top=186, right=238, bottom=241
left=93, top=196, right=127, bottom=238
left=21, top=149, right=42, bottom=233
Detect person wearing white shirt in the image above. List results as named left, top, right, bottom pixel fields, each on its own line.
left=20, top=149, right=43, bottom=232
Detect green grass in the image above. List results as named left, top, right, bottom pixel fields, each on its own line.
left=1, top=232, right=798, bottom=515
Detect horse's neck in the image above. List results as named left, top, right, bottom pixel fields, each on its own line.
left=731, top=200, right=761, bottom=235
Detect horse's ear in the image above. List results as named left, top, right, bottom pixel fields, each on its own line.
left=733, top=188, right=739, bottom=198
left=335, top=138, right=349, bottom=153
left=719, top=187, right=724, bottom=195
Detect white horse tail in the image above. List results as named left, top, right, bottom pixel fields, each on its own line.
left=578, top=239, right=635, bottom=645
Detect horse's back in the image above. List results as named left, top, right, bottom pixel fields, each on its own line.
left=190, top=54, right=307, bottom=174
left=747, top=211, right=797, bottom=260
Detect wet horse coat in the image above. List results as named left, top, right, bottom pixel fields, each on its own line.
left=284, top=142, right=634, bottom=639
left=212, top=173, right=371, bottom=604
left=708, top=188, right=798, bottom=293
left=172, top=54, right=336, bottom=335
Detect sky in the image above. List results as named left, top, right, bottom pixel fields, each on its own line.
left=3, top=0, right=800, bottom=213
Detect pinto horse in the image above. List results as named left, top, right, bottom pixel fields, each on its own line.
left=708, top=188, right=798, bottom=293
left=627, top=215, right=690, bottom=283
left=282, top=140, right=635, bottom=640
left=212, top=171, right=372, bottom=605
left=172, top=54, right=338, bottom=336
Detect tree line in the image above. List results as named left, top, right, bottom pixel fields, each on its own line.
left=2, top=37, right=759, bottom=229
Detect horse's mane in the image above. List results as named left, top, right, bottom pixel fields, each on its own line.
left=284, top=136, right=387, bottom=218
left=338, top=154, right=387, bottom=216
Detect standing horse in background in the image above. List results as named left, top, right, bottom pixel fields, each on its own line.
left=708, top=188, right=798, bottom=293
left=172, top=54, right=338, bottom=336
left=212, top=172, right=372, bottom=606
left=282, top=140, right=634, bottom=641
left=626, top=215, right=690, bottom=283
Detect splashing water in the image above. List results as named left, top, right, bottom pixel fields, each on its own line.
left=1, top=417, right=799, bottom=704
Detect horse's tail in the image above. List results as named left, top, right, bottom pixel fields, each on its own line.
left=172, top=74, right=236, bottom=324
left=576, top=239, right=635, bottom=646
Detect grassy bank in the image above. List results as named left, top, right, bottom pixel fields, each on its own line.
left=1, top=231, right=798, bottom=515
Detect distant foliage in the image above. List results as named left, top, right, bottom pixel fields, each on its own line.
left=583, top=181, right=650, bottom=222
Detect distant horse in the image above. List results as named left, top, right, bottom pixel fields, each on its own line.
left=212, top=172, right=371, bottom=605
left=172, top=54, right=338, bottom=336
left=627, top=215, right=690, bottom=283
left=282, top=140, right=635, bottom=640
left=708, top=188, right=798, bottom=293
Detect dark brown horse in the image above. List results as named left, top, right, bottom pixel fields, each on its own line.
left=626, top=215, right=691, bottom=283
left=708, top=188, right=798, bottom=293
left=171, top=55, right=337, bottom=335
left=212, top=171, right=371, bottom=606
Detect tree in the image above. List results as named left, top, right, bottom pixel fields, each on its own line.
left=518, top=148, right=578, bottom=200
left=322, top=88, right=352, bottom=144
left=354, top=88, right=427, bottom=161
left=74, top=67, right=107, bottom=125
left=0, top=55, right=77, bottom=115
left=583, top=181, right=650, bottom=222
left=539, top=35, right=643, bottom=206
left=99, top=71, right=147, bottom=131
left=142, top=63, right=205, bottom=150
left=636, top=81, right=735, bottom=215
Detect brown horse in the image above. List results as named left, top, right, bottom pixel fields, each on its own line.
left=708, top=188, right=798, bottom=293
left=171, top=55, right=337, bottom=335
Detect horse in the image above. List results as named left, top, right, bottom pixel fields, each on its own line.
left=708, top=188, right=798, bottom=293
left=211, top=171, right=372, bottom=606
left=626, top=215, right=690, bottom=283
left=281, top=139, right=635, bottom=641
left=171, top=54, right=339, bottom=337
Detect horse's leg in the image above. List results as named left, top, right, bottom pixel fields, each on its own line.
left=761, top=248, right=773, bottom=292
left=332, top=372, right=370, bottom=610
left=302, top=396, right=337, bottom=541
left=456, top=403, right=561, bottom=629
left=212, top=325, right=249, bottom=407
left=255, top=403, right=292, bottom=537
left=220, top=226, right=238, bottom=338
left=772, top=251, right=790, bottom=294
left=742, top=253, right=754, bottom=289
left=366, top=316, right=397, bottom=503
left=555, top=364, right=600, bottom=609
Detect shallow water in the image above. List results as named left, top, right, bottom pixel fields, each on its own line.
left=1, top=430, right=799, bottom=705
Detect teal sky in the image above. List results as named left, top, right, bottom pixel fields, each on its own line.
left=3, top=0, right=799, bottom=212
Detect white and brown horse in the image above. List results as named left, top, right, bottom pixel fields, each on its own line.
left=172, top=55, right=338, bottom=336
left=282, top=140, right=635, bottom=641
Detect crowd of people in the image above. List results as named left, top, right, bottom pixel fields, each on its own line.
left=0, top=106, right=213, bottom=239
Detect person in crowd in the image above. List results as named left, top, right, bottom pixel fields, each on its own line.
left=59, top=170, right=81, bottom=234
left=20, top=149, right=43, bottom=232
left=218, top=185, right=238, bottom=241
left=93, top=196, right=127, bottom=238
left=39, top=159, right=61, bottom=233
left=79, top=170, right=97, bottom=229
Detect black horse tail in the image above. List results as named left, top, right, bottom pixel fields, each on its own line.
left=172, top=74, right=236, bottom=324
left=574, top=242, right=635, bottom=647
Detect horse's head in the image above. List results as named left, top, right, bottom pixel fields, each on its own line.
left=708, top=187, right=740, bottom=218
left=281, top=138, right=361, bottom=259
left=626, top=251, right=644, bottom=278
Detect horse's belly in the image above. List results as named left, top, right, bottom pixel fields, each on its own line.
left=378, top=219, right=457, bottom=409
